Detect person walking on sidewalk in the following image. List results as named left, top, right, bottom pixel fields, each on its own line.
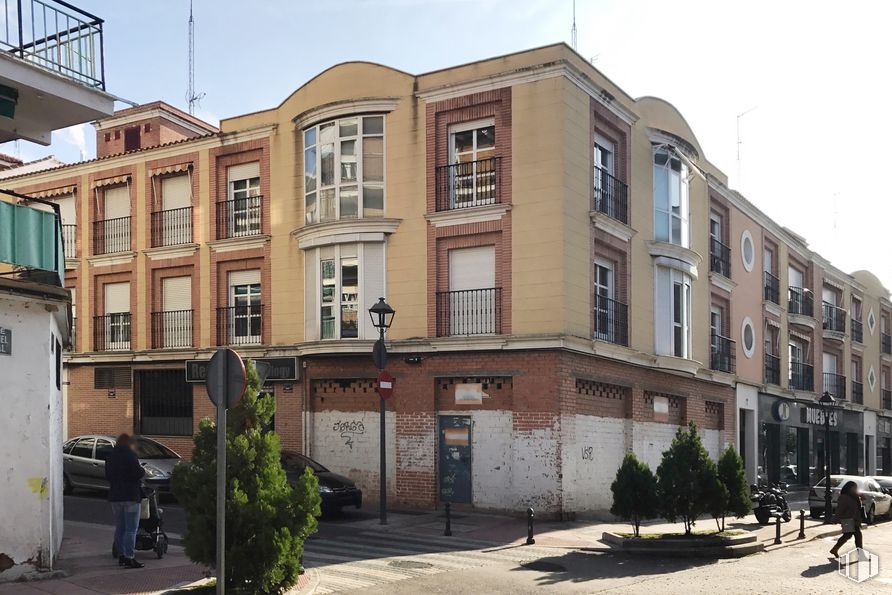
left=106, top=433, right=146, bottom=569
left=829, top=480, right=864, bottom=558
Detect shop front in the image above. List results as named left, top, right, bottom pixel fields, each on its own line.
left=879, top=415, right=892, bottom=476
left=758, top=395, right=864, bottom=487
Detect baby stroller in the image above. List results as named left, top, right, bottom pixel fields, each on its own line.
left=111, top=487, right=169, bottom=559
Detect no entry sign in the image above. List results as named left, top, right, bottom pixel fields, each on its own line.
left=376, top=370, right=394, bottom=400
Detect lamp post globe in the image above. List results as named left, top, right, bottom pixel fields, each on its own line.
left=819, top=391, right=835, bottom=524
left=369, top=297, right=395, bottom=331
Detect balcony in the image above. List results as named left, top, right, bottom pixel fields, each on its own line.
left=710, top=334, right=736, bottom=374
left=883, top=389, right=891, bottom=410
left=852, top=318, right=863, bottom=344
left=764, top=353, right=780, bottom=385
left=151, top=310, right=193, bottom=349
left=764, top=271, right=780, bottom=304
left=823, top=372, right=847, bottom=400
left=883, top=333, right=892, bottom=356
left=92, top=216, right=130, bottom=255
left=62, top=223, right=76, bottom=258
left=592, top=166, right=629, bottom=224
left=788, top=287, right=815, bottom=329
left=151, top=207, right=192, bottom=247
left=93, top=312, right=130, bottom=351
left=436, top=288, right=502, bottom=337
left=435, top=157, right=501, bottom=211
left=594, top=295, right=628, bottom=346
left=216, top=304, right=264, bottom=346
left=852, top=380, right=863, bottom=405
left=822, top=301, right=846, bottom=338
left=0, top=0, right=114, bottom=145
left=790, top=361, right=814, bottom=392
left=709, top=237, right=731, bottom=278
left=216, top=196, right=262, bottom=240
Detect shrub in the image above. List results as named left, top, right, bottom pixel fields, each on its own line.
left=610, top=452, right=659, bottom=537
left=716, top=446, right=751, bottom=531
left=656, top=421, right=715, bottom=535
left=172, top=361, right=321, bottom=594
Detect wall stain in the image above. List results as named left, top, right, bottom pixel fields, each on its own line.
left=27, top=477, right=48, bottom=499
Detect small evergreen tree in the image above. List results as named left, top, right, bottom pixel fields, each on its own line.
left=610, top=452, right=659, bottom=537
left=700, top=458, right=728, bottom=532
left=172, top=361, right=321, bottom=594
left=656, top=421, right=715, bottom=535
left=716, top=446, right=751, bottom=531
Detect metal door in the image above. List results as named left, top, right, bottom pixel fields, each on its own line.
left=439, top=416, right=472, bottom=504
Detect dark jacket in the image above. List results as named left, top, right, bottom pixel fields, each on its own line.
left=105, top=443, right=145, bottom=502
left=834, top=491, right=862, bottom=529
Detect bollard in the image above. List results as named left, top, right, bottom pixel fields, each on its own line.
left=774, top=515, right=782, bottom=545
left=444, top=502, right=452, bottom=537
left=526, top=507, right=535, bottom=545
left=797, top=509, right=806, bottom=540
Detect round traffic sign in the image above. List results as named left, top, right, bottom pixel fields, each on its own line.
left=376, top=370, right=394, bottom=400
left=206, top=348, right=247, bottom=409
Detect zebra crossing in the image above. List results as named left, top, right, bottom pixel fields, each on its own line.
left=303, top=529, right=562, bottom=594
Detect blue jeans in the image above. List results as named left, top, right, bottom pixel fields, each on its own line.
left=111, top=501, right=141, bottom=559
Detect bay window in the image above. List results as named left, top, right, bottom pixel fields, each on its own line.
left=655, top=267, right=691, bottom=358
left=304, top=115, right=385, bottom=224
left=653, top=148, right=689, bottom=247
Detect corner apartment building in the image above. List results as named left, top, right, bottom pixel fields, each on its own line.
left=3, top=44, right=889, bottom=518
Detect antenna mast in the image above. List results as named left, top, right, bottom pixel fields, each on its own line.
left=571, top=0, right=578, bottom=51
left=186, top=0, right=205, bottom=115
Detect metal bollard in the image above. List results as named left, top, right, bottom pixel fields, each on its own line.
left=797, top=509, right=806, bottom=540
left=526, top=507, right=535, bottom=545
left=444, top=502, right=452, bottom=537
left=774, top=515, right=782, bottom=545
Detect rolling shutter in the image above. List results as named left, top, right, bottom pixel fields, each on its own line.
left=104, top=282, right=130, bottom=314
left=361, top=243, right=386, bottom=339
left=228, top=269, right=260, bottom=288
left=104, top=186, right=130, bottom=219
left=161, top=175, right=191, bottom=211
left=162, top=276, right=191, bottom=311
left=227, top=162, right=260, bottom=183
left=55, top=194, right=75, bottom=225
left=448, top=246, right=495, bottom=290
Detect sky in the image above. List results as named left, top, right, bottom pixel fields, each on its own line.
left=4, top=0, right=891, bottom=288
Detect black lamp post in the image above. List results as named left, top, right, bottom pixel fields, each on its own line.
left=819, top=390, right=835, bottom=524
left=369, top=297, right=395, bottom=525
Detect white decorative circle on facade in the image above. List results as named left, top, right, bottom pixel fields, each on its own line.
left=868, top=366, right=877, bottom=391
left=741, top=316, right=756, bottom=358
left=740, top=230, right=755, bottom=273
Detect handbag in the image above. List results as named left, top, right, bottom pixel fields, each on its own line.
left=840, top=518, right=856, bottom=533
left=139, top=497, right=150, bottom=520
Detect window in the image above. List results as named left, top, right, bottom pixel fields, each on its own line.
left=448, top=120, right=496, bottom=209
left=99, top=186, right=130, bottom=254
left=137, top=369, right=193, bottom=436
left=94, top=367, right=132, bottom=389
left=321, top=247, right=359, bottom=339
left=653, top=148, right=689, bottom=247
left=445, top=246, right=499, bottom=335
left=594, top=260, right=614, bottom=341
left=763, top=246, right=774, bottom=274
left=229, top=271, right=261, bottom=344
left=95, top=439, right=113, bottom=461
left=70, top=438, right=94, bottom=459
left=124, top=126, right=140, bottom=151
left=655, top=267, right=691, bottom=358
left=304, top=115, right=384, bottom=224
left=227, top=163, right=261, bottom=237
left=741, top=317, right=756, bottom=358
left=103, top=282, right=130, bottom=350
left=709, top=214, right=722, bottom=244
left=740, top=230, right=755, bottom=272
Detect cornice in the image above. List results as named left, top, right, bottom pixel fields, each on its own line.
left=590, top=211, right=636, bottom=242
left=207, top=235, right=270, bottom=253
left=143, top=243, right=199, bottom=261
left=86, top=251, right=136, bottom=267
left=293, top=97, right=401, bottom=129
left=647, top=241, right=702, bottom=279
left=293, top=218, right=401, bottom=249
left=709, top=271, right=736, bottom=294
left=426, top=204, right=510, bottom=228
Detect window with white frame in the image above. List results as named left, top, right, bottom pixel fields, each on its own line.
left=228, top=270, right=261, bottom=344
left=320, top=246, right=359, bottom=339
left=652, top=147, right=689, bottom=247
left=304, top=115, right=385, bottom=224
left=655, top=267, right=691, bottom=358
left=448, top=120, right=496, bottom=208
left=594, top=259, right=614, bottom=341
left=227, top=163, right=261, bottom=237
left=103, top=281, right=130, bottom=350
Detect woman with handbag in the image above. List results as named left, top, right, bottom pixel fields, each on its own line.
left=829, top=480, right=864, bottom=557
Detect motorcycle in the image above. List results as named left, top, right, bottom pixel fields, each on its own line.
left=751, top=482, right=792, bottom=525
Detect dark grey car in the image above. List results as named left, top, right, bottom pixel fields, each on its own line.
left=62, top=435, right=181, bottom=495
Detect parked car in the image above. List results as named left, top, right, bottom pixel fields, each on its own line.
left=63, top=435, right=181, bottom=495
left=808, top=475, right=892, bottom=523
left=872, top=476, right=892, bottom=491
left=280, top=451, right=362, bottom=515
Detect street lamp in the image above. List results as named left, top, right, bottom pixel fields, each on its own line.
left=819, top=390, right=836, bottom=524
left=369, top=297, right=395, bottom=525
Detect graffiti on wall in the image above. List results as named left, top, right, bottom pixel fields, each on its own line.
left=333, top=420, right=365, bottom=450
left=581, top=446, right=594, bottom=461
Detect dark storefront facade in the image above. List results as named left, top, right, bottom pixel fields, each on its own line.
left=879, top=416, right=892, bottom=476
left=758, top=395, right=864, bottom=486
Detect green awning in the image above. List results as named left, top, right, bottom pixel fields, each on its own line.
left=0, top=200, right=63, bottom=286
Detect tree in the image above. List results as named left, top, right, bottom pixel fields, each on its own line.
left=700, top=458, right=728, bottom=532
left=716, top=446, right=751, bottom=531
left=655, top=421, right=715, bottom=535
left=610, top=452, right=659, bottom=537
left=172, top=361, right=321, bottom=594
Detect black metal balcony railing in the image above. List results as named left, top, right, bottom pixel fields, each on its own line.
left=92, top=312, right=130, bottom=351
left=709, top=237, right=731, bottom=278
left=216, top=196, right=262, bottom=240
left=216, top=304, right=264, bottom=346
left=61, top=223, right=76, bottom=258
left=151, top=206, right=192, bottom=247
left=0, top=0, right=105, bottom=89
left=151, top=310, right=193, bottom=349
left=594, top=295, right=629, bottom=346
left=710, top=333, right=736, bottom=374
left=822, top=302, right=846, bottom=333
left=593, top=166, right=629, bottom=224
left=823, top=372, right=847, bottom=400
left=763, top=271, right=780, bottom=304
left=764, top=353, right=781, bottom=385
left=435, top=157, right=502, bottom=211
left=788, top=287, right=814, bottom=318
left=92, top=216, right=130, bottom=255
left=436, top=288, right=502, bottom=337
left=883, top=332, right=892, bottom=355
left=883, top=389, right=892, bottom=410
left=852, top=318, right=863, bottom=343
left=790, top=361, right=814, bottom=392
left=852, top=380, right=864, bottom=405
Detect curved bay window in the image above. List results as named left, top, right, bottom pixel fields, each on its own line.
left=652, top=147, right=689, bottom=247
left=304, top=115, right=385, bottom=224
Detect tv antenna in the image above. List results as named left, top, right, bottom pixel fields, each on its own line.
left=186, top=0, right=205, bottom=115
left=571, top=0, right=578, bottom=51
left=736, top=106, right=757, bottom=185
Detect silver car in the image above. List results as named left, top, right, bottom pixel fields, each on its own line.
left=808, top=475, right=892, bottom=523
left=62, top=435, right=181, bottom=495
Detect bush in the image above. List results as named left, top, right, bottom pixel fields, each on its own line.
left=172, top=361, right=321, bottom=594
left=610, top=452, right=659, bottom=537
left=716, top=446, right=751, bottom=531
left=656, top=421, right=716, bottom=535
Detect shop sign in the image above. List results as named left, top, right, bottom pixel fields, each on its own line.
left=186, top=356, right=298, bottom=383
left=0, top=327, right=10, bottom=355
left=802, top=406, right=838, bottom=427
left=772, top=400, right=791, bottom=422
left=455, top=383, right=485, bottom=405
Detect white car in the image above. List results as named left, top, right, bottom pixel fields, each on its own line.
left=808, top=475, right=892, bottom=523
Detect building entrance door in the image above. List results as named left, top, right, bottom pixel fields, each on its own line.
left=438, top=416, right=472, bottom=504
